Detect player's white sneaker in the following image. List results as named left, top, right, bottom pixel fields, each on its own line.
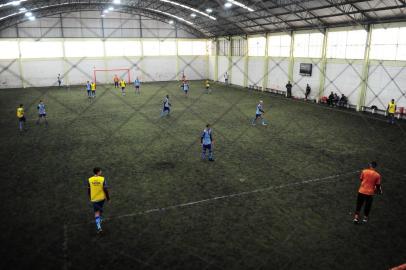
left=362, top=216, right=368, bottom=223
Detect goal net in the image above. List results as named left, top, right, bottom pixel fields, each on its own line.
left=93, top=68, right=131, bottom=85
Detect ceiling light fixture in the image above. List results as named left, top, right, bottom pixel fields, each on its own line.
left=226, top=0, right=254, bottom=12
left=168, top=20, right=174, bottom=24
left=147, top=8, right=194, bottom=25
left=108, top=6, right=114, bottom=11
left=113, top=0, right=121, bottom=4
left=24, top=11, right=32, bottom=16
left=206, top=8, right=212, bottom=13
left=190, top=13, right=196, bottom=18
left=28, top=16, right=35, bottom=21
left=159, top=0, right=216, bottom=20
left=0, top=0, right=28, bottom=8
left=224, top=2, right=232, bottom=8
left=19, top=7, right=26, bottom=11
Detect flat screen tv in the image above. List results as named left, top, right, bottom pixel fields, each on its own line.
left=300, top=63, right=312, bottom=76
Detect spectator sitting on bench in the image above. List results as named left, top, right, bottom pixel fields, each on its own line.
left=328, top=92, right=334, bottom=106
left=338, top=94, right=348, bottom=107
left=333, top=93, right=340, bottom=106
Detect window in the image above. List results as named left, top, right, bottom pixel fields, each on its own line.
left=0, top=41, right=19, bottom=59
left=105, top=41, right=141, bottom=57
left=248, top=36, right=266, bottom=56
left=178, top=40, right=208, bottom=55
left=64, top=40, right=104, bottom=57
left=294, top=32, right=324, bottom=58
left=370, top=27, right=406, bottom=61
left=327, top=29, right=367, bottom=59
left=218, top=39, right=229, bottom=56
left=20, top=41, right=63, bottom=58
left=268, top=34, right=291, bottom=57
left=232, top=39, right=247, bottom=56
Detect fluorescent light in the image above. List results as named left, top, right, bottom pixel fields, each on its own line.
left=159, top=0, right=216, bottom=20
left=206, top=8, right=212, bottom=13
left=168, top=20, right=174, bottom=24
left=224, top=2, right=232, bottom=8
left=19, top=7, right=26, bottom=11
left=147, top=8, right=194, bottom=25
left=113, top=0, right=121, bottom=4
left=101, top=14, right=106, bottom=17
left=28, top=16, right=35, bottom=21
left=0, top=0, right=28, bottom=8
left=25, top=12, right=32, bottom=16
left=103, top=9, right=109, bottom=13
left=108, top=6, right=114, bottom=11
left=190, top=13, right=196, bottom=18
left=227, top=0, right=254, bottom=12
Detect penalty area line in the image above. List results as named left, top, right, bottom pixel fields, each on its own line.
left=69, top=170, right=359, bottom=228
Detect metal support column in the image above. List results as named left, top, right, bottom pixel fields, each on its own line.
left=318, top=28, right=328, bottom=99
left=243, top=36, right=249, bottom=88
left=288, top=31, right=295, bottom=82
left=263, top=33, right=269, bottom=91
left=214, top=39, right=219, bottom=81
left=357, top=24, right=372, bottom=111
left=228, top=36, right=233, bottom=84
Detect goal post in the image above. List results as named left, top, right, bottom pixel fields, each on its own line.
left=93, top=68, right=131, bottom=85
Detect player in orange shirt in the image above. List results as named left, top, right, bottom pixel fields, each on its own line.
left=113, top=75, right=119, bottom=88
left=353, top=161, right=382, bottom=224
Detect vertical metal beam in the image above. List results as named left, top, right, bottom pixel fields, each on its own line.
left=101, top=16, right=105, bottom=38
left=228, top=37, right=233, bottom=84
left=62, top=38, right=69, bottom=86
left=288, top=30, right=295, bottom=82
left=263, top=33, right=269, bottom=91
left=357, top=24, right=372, bottom=111
left=60, top=13, right=64, bottom=38
left=139, top=14, right=143, bottom=38
left=214, top=38, right=219, bottom=82
left=318, top=28, right=328, bottom=99
left=243, top=36, right=249, bottom=88
left=17, top=40, right=25, bottom=88
left=176, top=38, right=180, bottom=79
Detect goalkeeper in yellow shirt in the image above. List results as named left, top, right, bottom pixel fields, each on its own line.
left=16, top=104, right=26, bottom=132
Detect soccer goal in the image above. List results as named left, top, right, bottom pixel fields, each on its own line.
left=93, top=68, right=131, bottom=84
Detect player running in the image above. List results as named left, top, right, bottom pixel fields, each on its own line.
left=353, top=161, right=382, bottom=224
left=120, top=79, right=126, bottom=96
left=134, top=77, right=141, bottom=95
left=16, top=104, right=26, bottom=132
left=36, top=100, right=48, bottom=127
left=91, top=81, right=96, bottom=98
left=113, top=75, right=119, bottom=88
left=86, top=81, right=91, bottom=99
left=205, top=80, right=211, bottom=94
left=201, top=124, right=214, bottom=161
left=161, top=95, right=171, bottom=117
left=252, top=100, right=267, bottom=126
left=88, top=167, right=110, bottom=234
left=181, top=81, right=189, bottom=97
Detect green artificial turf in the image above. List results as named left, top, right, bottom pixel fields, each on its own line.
left=0, top=81, right=405, bottom=270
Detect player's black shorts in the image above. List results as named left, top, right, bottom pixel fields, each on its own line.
left=92, top=200, right=105, bottom=212
left=163, top=106, right=170, bottom=112
left=18, top=116, right=26, bottom=122
left=135, top=86, right=140, bottom=89
left=256, top=113, right=262, bottom=118
left=39, top=113, right=46, bottom=118
left=202, top=144, right=212, bottom=150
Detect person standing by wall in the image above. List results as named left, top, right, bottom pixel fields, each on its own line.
left=305, top=84, right=311, bottom=100
left=387, top=99, right=397, bottom=125
left=286, top=81, right=292, bottom=98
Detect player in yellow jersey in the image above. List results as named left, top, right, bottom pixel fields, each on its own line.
left=387, top=99, right=397, bottom=125
left=88, top=167, right=110, bottom=233
left=205, top=80, right=211, bottom=94
left=16, top=104, right=26, bottom=132
left=90, top=81, right=96, bottom=99
left=120, top=79, right=126, bottom=96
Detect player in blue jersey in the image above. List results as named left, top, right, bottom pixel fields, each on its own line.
left=201, top=124, right=214, bottom=161
left=252, top=100, right=267, bottom=126
left=36, top=100, right=48, bottom=127
left=161, top=95, right=171, bottom=117
left=86, top=81, right=91, bottom=99
left=181, top=81, right=189, bottom=97
left=134, top=77, right=141, bottom=95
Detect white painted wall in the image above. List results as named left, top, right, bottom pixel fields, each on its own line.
left=323, top=62, right=363, bottom=105
left=140, top=57, right=177, bottom=82
left=247, top=57, right=264, bottom=87
left=0, top=60, right=22, bottom=88
left=218, top=56, right=228, bottom=82
left=22, top=59, right=65, bottom=87
left=365, top=63, right=406, bottom=110
left=231, top=56, right=245, bottom=86
left=208, top=56, right=215, bottom=81
left=267, top=58, right=289, bottom=91
left=179, top=56, right=208, bottom=80
left=293, top=59, right=321, bottom=99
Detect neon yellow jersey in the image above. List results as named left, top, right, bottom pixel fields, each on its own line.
left=91, top=83, right=96, bottom=91
left=88, top=176, right=106, bottom=202
left=17, top=107, right=24, bottom=118
left=388, top=102, right=396, bottom=113
left=120, top=81, right=126, bottom=87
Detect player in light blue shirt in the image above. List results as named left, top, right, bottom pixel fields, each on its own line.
left=201, top=124, right=214, bottom=161
left=134, top=77, right=141, bottom=95
left=161, top=95, right=171, bottom=117
left=86, top=81, right=91, bottom=99
left=36, top=100, right=48, bottom=127
left=181, top=81, right=189, bottom=97
left=252, top=100, right=267, bottom=126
